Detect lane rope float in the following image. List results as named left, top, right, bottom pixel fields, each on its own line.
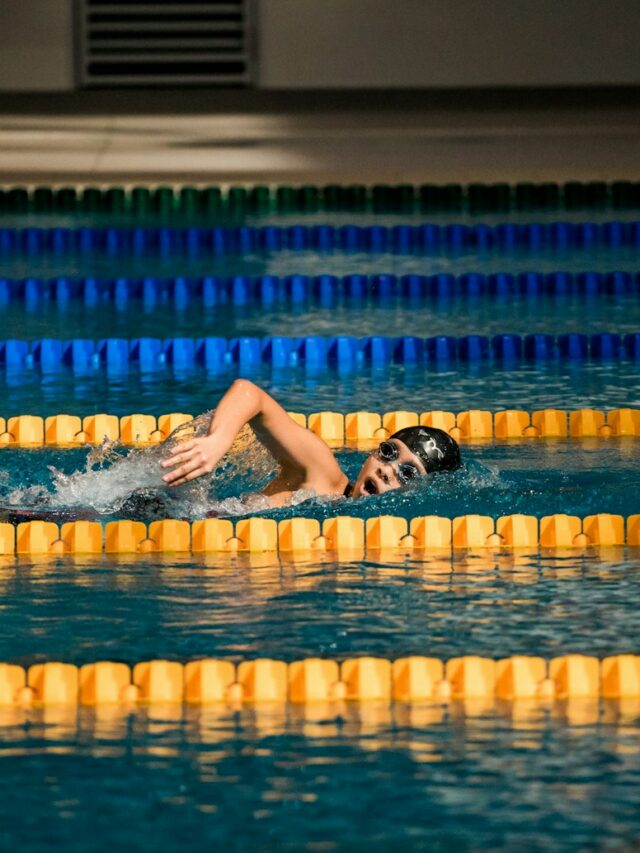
left=1, top=180, right=639, bottom=215
left=1, top=512, right=638, bottom=555
left=1, top=654, right=639, bottom=705
left=0, top=332, right=639, bottom=374
left=0, top=408, right=639, bottom=446
left=1, top=271, right=638, bottom=307
left=2, top=221, right=640, bottom=256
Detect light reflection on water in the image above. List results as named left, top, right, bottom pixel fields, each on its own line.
left=0, top=361, right=639, bottom=422
left=1, top=549, right=640, bottom=664
left=3, top=244, right=640, bottom=283
left=0, top=701, right=639, bottom=850
left=1, top=292, right=640, bottom=341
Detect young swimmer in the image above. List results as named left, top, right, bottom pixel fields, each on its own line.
left=161, top=379, right=461, bottom=505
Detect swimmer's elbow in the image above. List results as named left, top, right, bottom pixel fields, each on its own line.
left=230, top=378, right=261, bottom=403
left=229, top=378, right=265, bottom=419
left=231, top=378, right=258, bottom=393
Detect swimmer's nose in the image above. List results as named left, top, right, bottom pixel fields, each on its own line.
left=375, top=465, right=394, bottom=488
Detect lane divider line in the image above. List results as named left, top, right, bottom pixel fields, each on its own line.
left=1, top=513, right=638, bottom=556
left=0, top=409, right=638, bottom=447
left=1, top=333, right=639, bottom=373
left=1, top=180, right=638, bottom=215
left=2, top=221, right=640, bottom=256
left=1, top=654, right=639, bottom=705
left=1, top=271, right=638, bottom=306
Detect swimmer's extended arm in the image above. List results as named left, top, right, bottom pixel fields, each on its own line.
left=161, top=379, right=346, bottom=492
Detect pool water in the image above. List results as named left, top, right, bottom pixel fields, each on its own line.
left=1, top=550, right=640, bottom=850
left=0, top=361, right=638, bottom=417
left=1, top=292, right=640, bottom=341
left=2, top=547, right=640, bottom=664
left=2, top=244, right=640, bottom=283
left=7, top=206, right=640, bottom=229
left=2, top=701, right=639, bottom=852
left=1, top=440, right=639, bottom=523
left=1, top=198, right=640, bottom=850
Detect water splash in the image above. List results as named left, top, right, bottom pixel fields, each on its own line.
left=0, top=433, right=638, bottom=523
left=5, top=412, right=279, bottom=520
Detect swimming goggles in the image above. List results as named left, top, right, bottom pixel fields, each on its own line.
left=376, top=441, right=421, bottom=484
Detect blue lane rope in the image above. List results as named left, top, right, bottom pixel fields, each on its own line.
left=0, top=272, right=638, bottom=308
left=0, top=333, right=638, bottom=372
left=1, top=222, right=640, bottom=255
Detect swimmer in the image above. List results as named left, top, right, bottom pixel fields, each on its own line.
left=161, top=379, right=461, bottom=505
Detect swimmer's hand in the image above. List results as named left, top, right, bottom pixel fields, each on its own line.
left=160, top=435, right=221, bottom=487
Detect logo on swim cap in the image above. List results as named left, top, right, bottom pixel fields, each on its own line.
left=390, top=426, right=461, bottom=474
left=422, top=435, right=445, bottom=462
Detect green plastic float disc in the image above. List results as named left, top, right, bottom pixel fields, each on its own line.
left=32, top=187, right=54, bottom=212
left=539, top=183, right=559, bottom=209
left=104, top=187, right=127, bottom=213
left=249, top=185, right=270, bottom=213
left=321, top=184, right=342, bottom=211
left=7, top=187, right=30, bottom=212
left=153, top=186, right=175, bottom=215
left=584, top=181, right=608, bottom=208
left=514, top=183, right=535, bottom=210
left=494, top=183, right=511, bottom=212
left=467, top=183, right=487, bottom=212
left=418, top=184, right=441, bottom=212
left=275, top=186, right=296, bottom=212
left=563, top=181, right=585, bottom=209
left=178, top=186, right=199, bottom=216
left=612, top=181, right=640, bottom=209
left=227, top=186, right=248, bottom=215
left=443, top=183, right=463, bottom=212
left=130, top=187, right=151, bottom=215
left=201, top=187, right=222, bottom=216
left=344, top=185, right=366, bottom=211
left=55, top=187, right=77, bottom=212
left=372, top=184, right=391, bottom=212
left=81, top=187, right=103, bottom=212
left=396, top=184, right=415, bottom=212
left=298, top=185, right=319, bottom=212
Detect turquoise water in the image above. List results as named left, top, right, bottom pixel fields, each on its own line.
left=0, top=361, right=639, bottom=416
left=0, top=440, right=638, bottom=522
left=2, top=292, right=640, bottom=340
left=1, top=548, right=639, bottom=851
left=2, top=545, right=640, bottom=664
left=2, top=246, right=640, bottom=282
left=1, top=702, right=639, bottom=851
left=1, top=206, right=640, bottom=850
left=6, top=208, right=640, bottom=229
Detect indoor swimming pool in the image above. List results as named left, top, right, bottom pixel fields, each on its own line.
left=1, top=182, right=639, bottom=851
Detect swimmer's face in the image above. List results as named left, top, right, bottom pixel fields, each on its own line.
left=351, top=439, right=427, bottom=499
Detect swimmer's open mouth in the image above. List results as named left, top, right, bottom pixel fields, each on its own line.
left=363, top=477, right=378, bottom=496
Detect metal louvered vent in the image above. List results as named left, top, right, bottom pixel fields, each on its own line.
left=77, top=1, right=251, bottom=87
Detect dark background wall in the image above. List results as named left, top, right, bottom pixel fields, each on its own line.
left=1, top=0, right=640, bottom=92
left=257, top=0, right=640, bottom=89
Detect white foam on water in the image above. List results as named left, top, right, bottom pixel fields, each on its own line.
left=5, top=412, right=281, bottom=518
left=2, top=418, right=492, bottom=520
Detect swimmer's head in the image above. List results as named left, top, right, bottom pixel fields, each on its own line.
left=351, top=426, right=461, bottom=499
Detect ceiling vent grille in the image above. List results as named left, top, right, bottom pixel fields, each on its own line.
left=77, top=1, right=251, bottom=87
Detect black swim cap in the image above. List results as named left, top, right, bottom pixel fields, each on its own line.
left=390, top=426, right=461, bottom=474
